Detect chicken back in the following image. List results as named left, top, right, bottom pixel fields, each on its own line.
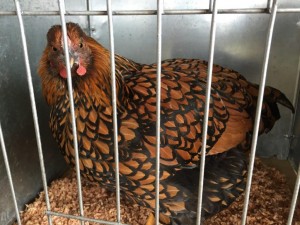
left=38, top=22, right=294, bottom=225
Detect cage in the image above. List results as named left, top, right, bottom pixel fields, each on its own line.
left=0, top=0, right=300, bottom=225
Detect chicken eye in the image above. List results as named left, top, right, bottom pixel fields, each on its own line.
left=79, top=42, right=83, bottom=48
left=52, top=46, right=57, bottom=51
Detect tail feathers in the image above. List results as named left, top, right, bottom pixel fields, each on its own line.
left=266, top=86, right=295, bottom=114
left=256, top=86, right=294, bottom=134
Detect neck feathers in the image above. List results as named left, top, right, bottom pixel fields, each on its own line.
left=39, top=35, right=139, bottom=109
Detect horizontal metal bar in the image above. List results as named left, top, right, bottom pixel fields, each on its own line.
left=278, top=8, right=300, bottom=13
left=0, top=8, right=300, bottom=16
left=46, top=211, right=129, bottom=225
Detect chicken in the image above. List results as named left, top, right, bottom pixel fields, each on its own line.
left=38, top=22, right=295, bottom=225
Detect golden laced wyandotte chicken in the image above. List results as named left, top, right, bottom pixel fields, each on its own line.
left=38, top=22, right=295, bottom=225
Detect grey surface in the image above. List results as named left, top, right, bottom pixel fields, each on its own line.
left=0, top=0, right=300, bottom=225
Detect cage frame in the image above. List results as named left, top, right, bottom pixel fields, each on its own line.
left=0, top=0, right=299, bottom=225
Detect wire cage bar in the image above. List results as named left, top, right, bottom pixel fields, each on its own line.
left=13, top=0, right=53, bottom=224
left=287, top=164, right=300, bottom=225
left=0, top=0, right=299, bottom=225
left=1, top=8, right=300, bottom=16
left=196, top=0, right=218, bottom=223
left=241, top=0, right=279, bottom=224
left=0, top=124, right=21, bottom=225
left=58, top=1, right=85, bottom=225
left=106, top=0, right=122, bottom=223
left=46, top=211, right=130, bottom=225
left=154, top=0, right=163, bottom=225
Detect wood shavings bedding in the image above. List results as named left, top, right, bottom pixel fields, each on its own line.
left=15, top=159, right=299, bottom=225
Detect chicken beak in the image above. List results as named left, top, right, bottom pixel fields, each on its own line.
left=70, top=57, right=75, bottom=68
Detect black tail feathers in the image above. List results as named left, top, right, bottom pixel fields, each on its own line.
left=271, top=87, right=295, bottom=114
left=260, top=86, right=294, bottom=133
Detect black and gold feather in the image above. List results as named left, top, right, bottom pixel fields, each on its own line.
left=38, top=22, right=294, bottom=225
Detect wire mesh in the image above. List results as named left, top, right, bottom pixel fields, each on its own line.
left=0, top=0, right=299, bottom=225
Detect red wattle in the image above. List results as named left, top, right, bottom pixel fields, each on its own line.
left=59, top=68, right=67, bottom=78
left=77, top=65, right=87, bottom=76
left=59, top=64, right=86, bottom=78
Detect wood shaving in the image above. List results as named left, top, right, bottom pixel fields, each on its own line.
left=205, top=159, right=300, bottom=225
left=15, top=159, right=299, bottom=225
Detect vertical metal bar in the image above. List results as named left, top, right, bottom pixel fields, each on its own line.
left=287, top=55, right=300, bottom=147
left=286, top=164, right=300, bottom=225
left=267, top=0, right=273, bottom=13
left=0, top=124, right=21, bottom=225
left=285, top=45, right=300, bottom=225
left=106, top=0, right=121, bottom=223
left=196, top=0, right=218, bottom=224
left=86, top=0, right=92, bottom=36
left=13, top=1, right=53, bottom=224
left=209, top=0, right=214, bottom=12
left=57, top=1, right=84, bottom=224
left=241, top=1, right=278, bottom=224
left=155, top=0, right=163, bottom=224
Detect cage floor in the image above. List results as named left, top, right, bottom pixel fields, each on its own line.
left=14, top=159, right=300, bottom=225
